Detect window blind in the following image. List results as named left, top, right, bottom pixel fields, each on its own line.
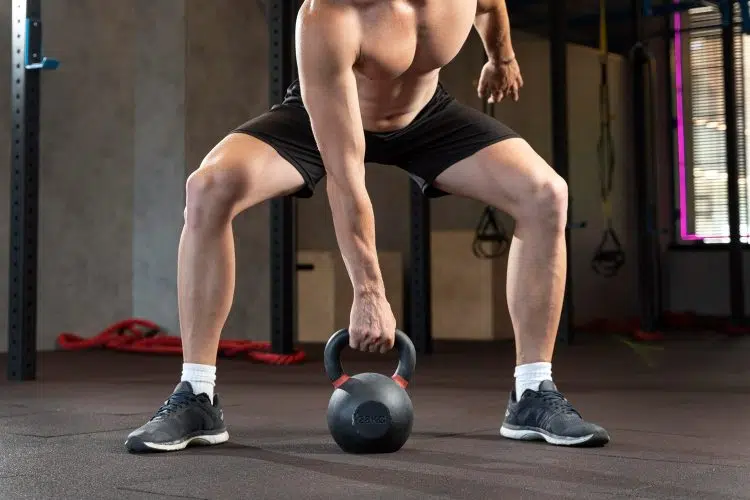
left=686, top=6, right=747, bottom=242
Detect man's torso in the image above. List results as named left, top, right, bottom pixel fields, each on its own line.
left=299, top=0, right=478, bottom=131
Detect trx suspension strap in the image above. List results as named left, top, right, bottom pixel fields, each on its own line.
left=592, top=0, right=626, bottom=277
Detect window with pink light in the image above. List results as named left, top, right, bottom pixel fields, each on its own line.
left=672, top=3, right=749, bottom=244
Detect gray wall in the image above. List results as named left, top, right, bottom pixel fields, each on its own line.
left=36, top=0, right=134, bottom=351
left=0, top=0, right=267, bottom=351
left=133, top=0, right=185, bottom=338
left=0, top=2, right=646, bottom=353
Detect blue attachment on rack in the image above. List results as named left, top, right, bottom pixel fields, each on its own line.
left=24, top=18, right=59, bottom=70
left=740, top=0, right=750, bottom=32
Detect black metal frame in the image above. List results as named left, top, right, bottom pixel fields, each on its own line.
left=549, top=0, right=574, bottom=344
left=631, top=0, right=661, bottom=333
left=406, top=183, right=432, bottom=354
left=663, top=2, right=680, bottom=246
left=8, top=1, right=47, bottom=381
left=268, top=0, right=299, bottom=354
left=721, top=0, right=745, bottom=324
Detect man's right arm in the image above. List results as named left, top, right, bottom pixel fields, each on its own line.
left=296, top=5, right=385, bottom=297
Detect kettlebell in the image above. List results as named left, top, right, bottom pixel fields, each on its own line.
left=324, top=329, right=416, bottom=454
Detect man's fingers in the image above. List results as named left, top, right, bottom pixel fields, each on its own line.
left=350, top=331, right=366, bottom=351
left=358, top=336, right=372, bottom=352
left=350, top=330, right=396, bottom=354
left=487, top=86, right=498, bottom=103
left=477, top=81, right=488, bottom=99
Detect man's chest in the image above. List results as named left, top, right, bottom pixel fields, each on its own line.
left=355, top=0, right=477, bottom=79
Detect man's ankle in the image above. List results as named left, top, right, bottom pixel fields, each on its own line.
left=514, top=361, right=552, bottom=398
left=181, top=362, right=217, bottom=401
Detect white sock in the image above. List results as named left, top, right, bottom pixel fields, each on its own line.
left=181, top=363, right=216, bottom=401
left=514, top=362, right=552, bottom=399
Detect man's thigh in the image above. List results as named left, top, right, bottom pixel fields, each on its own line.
left=232, top=90, right=326, bottom=199
left=432, top=137, right=558, bottom=218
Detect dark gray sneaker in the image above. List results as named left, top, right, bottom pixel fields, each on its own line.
left=125, top=381, right=229, bottom=453
left=500, top=380, right=610, bottom=447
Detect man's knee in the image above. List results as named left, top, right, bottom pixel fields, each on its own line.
left=184, top=157, right=251, bottom=229
left=520, top=170, right=568, bottom=231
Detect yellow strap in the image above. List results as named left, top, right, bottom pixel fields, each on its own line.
left=602, top=198, right=613, bottom=221
left=599, top=0, right=608, bottom=58
left=599, top=0, right=612, bottom=223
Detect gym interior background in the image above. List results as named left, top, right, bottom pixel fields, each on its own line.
left=0, top=0, right=659, bottom=351
left=3, top=0, right=750, bottom=498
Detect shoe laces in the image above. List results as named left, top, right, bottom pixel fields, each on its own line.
left=150, top=391, right=197, bottom=421
left=536, top=390, right=581, bottom=420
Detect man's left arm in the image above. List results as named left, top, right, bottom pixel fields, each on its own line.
left=474, top=0, right=515, bottom=65
left=474, top=0, right=523, bottom=102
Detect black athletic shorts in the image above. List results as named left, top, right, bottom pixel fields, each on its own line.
left=232, top=80, right=520, bottom=198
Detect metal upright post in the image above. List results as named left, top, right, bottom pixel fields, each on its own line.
left=9, top=1, right=58, bottom=381
left=631, top=0, right=660, bottom=333
left=549, top=0, right=574, bottom=344
left=269, top=0, right=298, bottom=354
left=406, top=182, right=432, bottom=354
left=721, top=0, right=745, bottom=324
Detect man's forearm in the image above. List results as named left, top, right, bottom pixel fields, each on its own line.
left=475, top=1, right=515, bottom=64
left=327, top=177, right=384, bottom=295
left=295, top=2, right=382, bottom=296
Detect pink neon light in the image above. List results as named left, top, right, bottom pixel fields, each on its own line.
left=673, top=4, right=702, bottom=240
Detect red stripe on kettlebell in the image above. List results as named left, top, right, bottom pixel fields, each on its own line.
left=332, top=375, right=350, bottom=388
left=392, top=375, right=408, bottom=388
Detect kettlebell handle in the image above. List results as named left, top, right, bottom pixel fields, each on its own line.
left=324, top=329, right=416, bottom=389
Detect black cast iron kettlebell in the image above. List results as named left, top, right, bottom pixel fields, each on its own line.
left=324, top=329, right=416, bottom=454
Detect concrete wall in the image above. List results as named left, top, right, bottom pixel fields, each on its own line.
left=133, top=0, right=186, bottom=339
left=0, top=3, right=640, bottom=352
left=0, top=0, right=267, bottom=352
left=39, top=0, right=135, bottom=350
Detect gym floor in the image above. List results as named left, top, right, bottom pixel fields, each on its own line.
left=1, top=333, right=749, bottom=499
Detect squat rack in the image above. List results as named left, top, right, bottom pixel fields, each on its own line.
left=8, top=0, right=58, bottom=381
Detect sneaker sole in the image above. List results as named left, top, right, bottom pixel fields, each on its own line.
left=500, top=425, right=609, bottom=447
left=125, top=430, right=229, bottom=453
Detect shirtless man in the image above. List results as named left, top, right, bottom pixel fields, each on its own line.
left=125, top=0, right=610, bottom=453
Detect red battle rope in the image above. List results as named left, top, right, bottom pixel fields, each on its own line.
left=56, top=318, right=306, bottom=365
